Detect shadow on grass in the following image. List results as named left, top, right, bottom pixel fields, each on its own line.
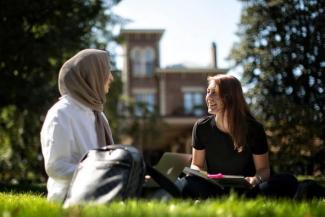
left=0, top=182, right=46, bottom=195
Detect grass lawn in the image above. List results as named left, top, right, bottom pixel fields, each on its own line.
left=0, top=192, right=324, bottom=217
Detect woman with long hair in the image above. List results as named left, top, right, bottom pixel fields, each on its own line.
left=179, top=74, right=297, bottom=198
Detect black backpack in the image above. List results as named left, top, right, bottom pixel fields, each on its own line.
left=63, top=144, right=181, bottom=207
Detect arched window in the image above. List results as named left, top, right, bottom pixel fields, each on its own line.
left=130, top=46, right=155, bottom=77
left=144, top=47, right=155, bottom=76
left=130, top=47, right=143, bottom=76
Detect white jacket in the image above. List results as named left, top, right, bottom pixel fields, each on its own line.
left=41, top=95, right=108, bottom=202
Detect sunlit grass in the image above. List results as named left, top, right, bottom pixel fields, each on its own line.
left=0, top=192, right=324, bottom=217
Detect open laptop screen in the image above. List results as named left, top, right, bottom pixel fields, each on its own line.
left=145, top=152, right=192, bottom=187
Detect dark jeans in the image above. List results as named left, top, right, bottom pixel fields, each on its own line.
left=177, top=173, right=299, bottom=199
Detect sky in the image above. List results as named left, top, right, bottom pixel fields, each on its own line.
left=112, top=0, right=243, bottom=74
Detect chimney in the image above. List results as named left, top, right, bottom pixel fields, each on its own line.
left=211, top=42, right=217, bottom=68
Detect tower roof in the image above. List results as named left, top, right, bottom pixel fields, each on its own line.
left=120, top=29, right=165, bottom=35
left=120, top=29, right=165, bottom=41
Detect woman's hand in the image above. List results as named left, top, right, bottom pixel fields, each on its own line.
left=245, top=176, right=261, bottom=187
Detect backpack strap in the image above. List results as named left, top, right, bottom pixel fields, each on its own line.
left=145, top=163, right=182, bottom=198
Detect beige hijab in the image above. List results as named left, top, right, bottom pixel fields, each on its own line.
left=58, top=49, right=114, bottom=147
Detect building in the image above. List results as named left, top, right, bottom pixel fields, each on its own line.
left=119, top=29, right=227, bottom=157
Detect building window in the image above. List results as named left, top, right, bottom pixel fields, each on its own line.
left=134, top=93, right=155, bottom=116
left=183, top=92, right=204, bottom=116
left=130, top=47, right=143, bottom=76
left=144, top=47, right=155, bottom=76
left=130, top=46, right=155, bottom=77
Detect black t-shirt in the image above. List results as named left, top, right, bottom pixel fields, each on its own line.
left=192, top=115, right=268, bottom=177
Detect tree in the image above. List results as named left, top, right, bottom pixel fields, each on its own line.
left=115, top=99, right=168, bottom=164
left=0, top=0, right=123, bottom=183
left=230, top=0, right=325, bottom=174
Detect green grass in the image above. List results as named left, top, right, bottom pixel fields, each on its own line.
left=0, top=192, right=324, bottom=217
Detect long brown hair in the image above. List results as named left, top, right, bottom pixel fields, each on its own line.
left=208, top=74, right=254, bottom=152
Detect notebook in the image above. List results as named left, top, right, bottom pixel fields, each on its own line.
left=183, top=167, right=252, bottom=189
left=144, top=152, right=192, bottom=188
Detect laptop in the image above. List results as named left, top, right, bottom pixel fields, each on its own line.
left=144, top=152, right=192, bottom=188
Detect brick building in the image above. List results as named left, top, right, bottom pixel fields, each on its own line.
left=119, top=29, right=227, bottom=156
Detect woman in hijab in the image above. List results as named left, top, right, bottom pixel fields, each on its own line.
left=41, top=49, right=114, bottom=202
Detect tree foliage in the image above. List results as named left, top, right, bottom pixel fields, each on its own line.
left=231, top=0, right=325, bottom=174
left=0, top=0, right=122, bottom=183
left=120, top=101, right=168, bottom=164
